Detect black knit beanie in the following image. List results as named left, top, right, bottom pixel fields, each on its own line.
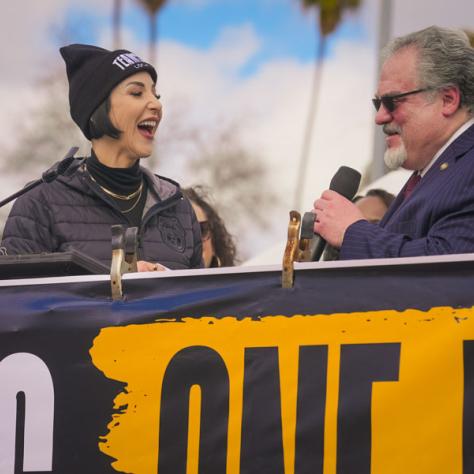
left=60, top=44, right=157, bottom=140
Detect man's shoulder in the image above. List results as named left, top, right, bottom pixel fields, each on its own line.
left=449, top=122, right=474, bottom=161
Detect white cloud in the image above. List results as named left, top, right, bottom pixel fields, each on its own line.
left=209, top=23, right=262, bottom=69
left=0, top=0, right=109, bottom=85
left=156, top=18, right=377, bottom=201
left=147, top=17, right=378, bottom=255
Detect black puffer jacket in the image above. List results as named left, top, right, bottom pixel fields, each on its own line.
left=1, top=158, right=202, bottom=269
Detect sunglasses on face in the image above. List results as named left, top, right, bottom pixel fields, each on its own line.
left=199, top=221, right=211, bottom=241
left=372, top=88, right=430, bottom=112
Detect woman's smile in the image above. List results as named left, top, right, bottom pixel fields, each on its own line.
left=137, top=118, right=159, bottom=140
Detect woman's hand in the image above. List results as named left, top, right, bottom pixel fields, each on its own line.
left=137, top=260, right=167, bottom=272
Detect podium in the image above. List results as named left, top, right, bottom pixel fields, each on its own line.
left=0, top=249, right=109, bottom=279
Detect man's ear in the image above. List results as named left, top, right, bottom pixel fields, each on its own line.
left=441, top=85, right=461, bottom=117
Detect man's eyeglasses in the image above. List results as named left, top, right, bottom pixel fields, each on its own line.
left=199, top=221, right=211, bottom=241
left=372, top=88, right=430, bottom=112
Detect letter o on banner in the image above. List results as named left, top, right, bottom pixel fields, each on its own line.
left=0, top=352, right=54, bottom=473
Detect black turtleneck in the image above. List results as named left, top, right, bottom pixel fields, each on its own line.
left=86, top=150, right=142, bottom=193
left=86, top=150, right=147, bottom=227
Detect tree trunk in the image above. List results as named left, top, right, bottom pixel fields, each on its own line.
left=147, top=13, right=159, bottom=171
left=293, top=34, right=326, bottom=210
left=149, top=13, right=158, bottom=66
left=112, top=0, right=122, bottom=50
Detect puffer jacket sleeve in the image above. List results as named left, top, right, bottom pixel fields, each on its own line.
left=1, top=190, right=56, bottom=255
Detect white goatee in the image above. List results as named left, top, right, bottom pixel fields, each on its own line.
left=384, top=142, right=408, bottom=170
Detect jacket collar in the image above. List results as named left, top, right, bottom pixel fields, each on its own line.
left=57, top=158, right=183, bottom=211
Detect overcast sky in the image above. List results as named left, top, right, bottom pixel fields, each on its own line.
left=1, top=0, right=473, bottom=258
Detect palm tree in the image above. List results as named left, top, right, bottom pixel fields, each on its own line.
left=112, top=0, right=123, bottom=49
left=294, top=0, right=361, bottom=210
left=135, top=0, right=168, bottom=65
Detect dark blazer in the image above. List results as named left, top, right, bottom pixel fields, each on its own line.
left=340, top=122, right=474, bottom=259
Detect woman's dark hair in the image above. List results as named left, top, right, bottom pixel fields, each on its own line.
left=183, top=186, right=237, bottom=267
left=88, top=96, right=121, bottom=140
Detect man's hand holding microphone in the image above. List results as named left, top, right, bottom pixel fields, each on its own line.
left=301, top=166, right=362, bottom=261
left=313, top=189, right=365, bottom=248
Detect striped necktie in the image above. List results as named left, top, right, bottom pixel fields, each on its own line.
left=403, top=172, right=421, bottom=200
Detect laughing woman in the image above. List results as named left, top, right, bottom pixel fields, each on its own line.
left=1, top=44, right=202, bottom=270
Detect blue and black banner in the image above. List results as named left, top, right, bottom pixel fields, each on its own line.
left=1, top=255, right=474, bottom=473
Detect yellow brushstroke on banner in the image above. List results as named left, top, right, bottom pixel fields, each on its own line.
left=89, top=306, right=474, bottom=474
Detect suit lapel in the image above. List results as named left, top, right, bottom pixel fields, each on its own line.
left=413, top=123, right=474, bottom=195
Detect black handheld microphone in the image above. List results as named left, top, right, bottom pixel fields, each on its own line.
left=301, top=166, right=362, bottom=261
left=0, top=147, right=79, bottom=209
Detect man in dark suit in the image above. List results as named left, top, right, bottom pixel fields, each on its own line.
left=312, top=26, right=474, bottom=259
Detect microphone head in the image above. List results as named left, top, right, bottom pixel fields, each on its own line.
left=56, top=156, right=76, bottom=175
left=57, top=147, right=79, bottom=176
left=329, top=166, right=361, bottom=200
left=41, top=147, right=79, bottom=183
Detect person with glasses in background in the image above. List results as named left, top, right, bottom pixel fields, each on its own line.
left=311, top=26, right=474, bottom=259
left=183, top=187, right=237, bottom=268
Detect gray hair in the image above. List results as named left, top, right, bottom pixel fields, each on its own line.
left=382, top=26, right=474, bottom=114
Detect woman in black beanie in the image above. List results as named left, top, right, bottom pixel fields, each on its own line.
left=1, top=44, right=202, bottom=270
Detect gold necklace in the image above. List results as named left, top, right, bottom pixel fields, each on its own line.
left=87, top=168, right=143, bottom=201
left=120, top=186, right=144, bottom=214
